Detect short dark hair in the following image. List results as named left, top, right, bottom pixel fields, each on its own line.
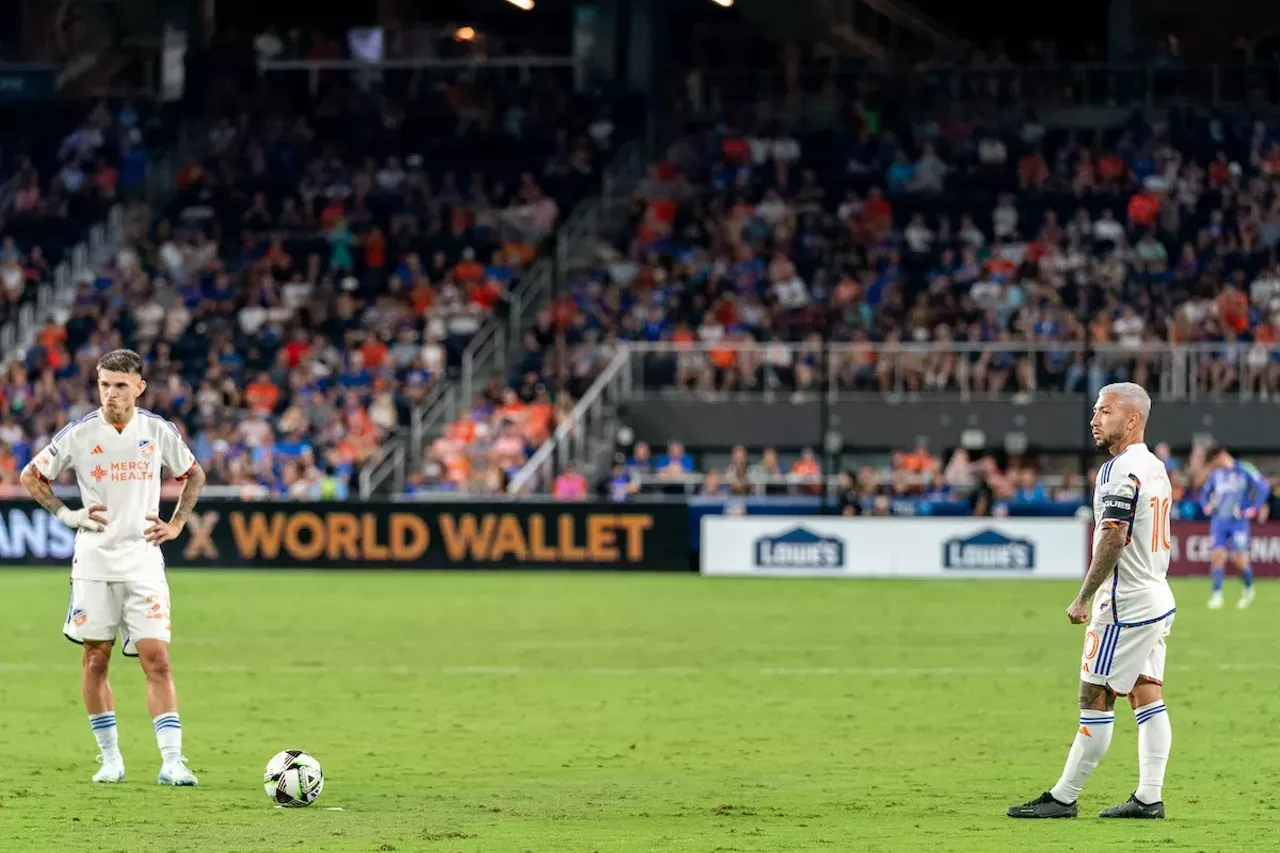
left=97, top=349, right=144, bottom=376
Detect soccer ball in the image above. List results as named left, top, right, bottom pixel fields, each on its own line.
left=263, top=750, right=324, bottom=807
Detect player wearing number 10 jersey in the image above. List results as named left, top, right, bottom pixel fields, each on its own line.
left=1009, top=382, right=1175, bottom=820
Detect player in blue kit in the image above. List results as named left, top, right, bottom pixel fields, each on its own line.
left=1198, top=447, right=1269, bottom=610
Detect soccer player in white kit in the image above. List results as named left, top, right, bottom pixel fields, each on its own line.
left=1009, top=382, right=1176, bottom=819
left=20, top=349, right=207, bottom=786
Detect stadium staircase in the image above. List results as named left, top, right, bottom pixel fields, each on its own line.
left=0, top=206, right=129, bottom=368
left=0, top=97, right=193, bottom=380
left=461, top=141, right=645, bottom=408
left=356, top=142, right=647, bottom=499
left=507, top=346, right=632, bottom=496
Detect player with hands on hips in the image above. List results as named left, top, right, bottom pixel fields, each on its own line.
left=20, top=349, right=207, bottom=787
left=57, top=504, right=109, bottom=532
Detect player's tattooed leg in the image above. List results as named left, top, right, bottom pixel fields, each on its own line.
left=1078, top=680, right=1116, bottom=712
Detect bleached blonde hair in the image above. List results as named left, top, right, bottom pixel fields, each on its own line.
left=1099, top=382, right=1151, bottom=424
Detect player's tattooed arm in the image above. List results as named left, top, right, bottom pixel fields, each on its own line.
left=1076, top=525, right=1127, bottom=604
left=170, top=462, right=206, bottom=529
left=19, top=464, right=67, bottom=516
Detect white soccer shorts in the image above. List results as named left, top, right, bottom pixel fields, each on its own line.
left=1079, top=614, right=1174, bottom=695
left=63, top=578, right=172, bottom=655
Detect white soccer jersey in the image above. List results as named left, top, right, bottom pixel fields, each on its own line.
left=1091, top=442, right=1177, bottom=626
left=32, top=408, right=196, bottom=582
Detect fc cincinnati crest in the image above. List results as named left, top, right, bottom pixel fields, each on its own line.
left=139, top=439, right=155, bottom=457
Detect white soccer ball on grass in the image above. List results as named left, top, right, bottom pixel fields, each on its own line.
left=264, top=749, right=324, bottom=807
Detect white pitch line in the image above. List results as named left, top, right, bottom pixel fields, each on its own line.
left=2, top=661, right=1280, bottom=677
left=504, top=640, right=845, bottom=652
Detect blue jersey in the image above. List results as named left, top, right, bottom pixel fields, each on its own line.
left=1199, top=462, right=1269, bottom=521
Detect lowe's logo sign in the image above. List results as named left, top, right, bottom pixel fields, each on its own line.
left=943, top=529, right=1035, bottom=571
left=754, top=528, right=845, bottom=569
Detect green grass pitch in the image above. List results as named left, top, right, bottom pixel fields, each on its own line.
left=0, top=570, right=1277, bottom=852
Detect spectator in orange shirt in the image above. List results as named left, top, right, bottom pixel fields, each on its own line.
left=447, top=413, right=478, bottom=444
left=501, top=240, right=535, bottom=269
left=861, top=187, right=893, bottom=240
left=265, top=236, right=293, bottom=276
left=1097, top=150, right=1126, bottom=189
left=1018, top=147, right=1049, bottom=190
left=37, top=320, right=65, bottom=351
left=96, top=162, right=118, bottom=197
left=1128, top=187, right=1160, bottom=230
left=409, top=276, right=435, bottom=314
left=721, top=132, right=751, bottom=166
left=790, top=448, right=822, bottom=495
left=496, top=388, right=526, bottom=424
left=444, top=452, right=473, bottom=488
left=454, top=247, right=485, bottom=287
left=0, top=444, right=16, bottom=483
left=1217, top=286, right=1250, bottom=334
left=360, top=334, right=389, bottom=371
left=521, top=391, right=554, bottom=446
left=1208, top=152, right=1232, bottom=187
left=320, top=198, right=345, bottom=230
left=468, top=277, right=502, bottom=312
left=245, top=373, right=280, bottom=416
left=364, top=226, right=387, bottom=270
left=895, top=439, right=939, bottom=494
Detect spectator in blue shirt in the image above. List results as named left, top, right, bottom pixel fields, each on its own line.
left=1013, top=468, right=1050, bottom=503
left=627, top=442, right=654, bottom=476
left=656, top=440, right=695, bottom=474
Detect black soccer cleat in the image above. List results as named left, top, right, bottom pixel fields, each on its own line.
left=1099, top=794, right=1165, bottom=819
left=1007, top=791, right=1078, bottom=819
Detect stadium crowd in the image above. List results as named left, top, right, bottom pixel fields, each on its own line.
left=497, top=102, right=1280, bottom=404
left=589, top=437, right=1280, bottom=520
left=410, top=81, right=1280, bottom=496
left=0, top=72, right=620, bottom=498
left=8, top=46, right=1280, bottom=502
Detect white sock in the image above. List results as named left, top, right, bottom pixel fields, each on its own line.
left=89, top=712, right=121, bottom=761
left=153, top=713, right=182, bottom=763
left=1134, top=701, right=1171, bottom=804
left=1050, top=710, right=1115, bottom=803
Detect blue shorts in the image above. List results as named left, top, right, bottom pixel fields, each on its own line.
left=1210, top=520, right=1250, bottom=553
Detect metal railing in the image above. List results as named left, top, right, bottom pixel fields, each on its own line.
left=357, top=380, right=458, bottom=495
left=0, top=204, right=123, bottom=364
left=0, top=483, right=296, bottom=502
left=257, top=56, right=581, bottom=98
left=357, top=440, right=406, bottom=499
left=507, top=348, right=634, bottom=496
left=410, top=382, right=457, bottom=465
left=623, top=471, right=1082, bottom=506
left=620, top=340, right=1280, bottom=403
left=460, top=260, right=545, bottom=407
left=459, top=140, right=646, bottom=408
left=501, top=338, right=1280, bottom=490
left=685, top=61, right=1280, bottom=124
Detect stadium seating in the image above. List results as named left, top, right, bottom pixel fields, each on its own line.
left=0, top=72, right=619, bottom=498
left=467, top=84, right=1280, bottom=498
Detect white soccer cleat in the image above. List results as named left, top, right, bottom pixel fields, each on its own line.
left=1208, top=591, right=1224, bottom=610
left=157, top=757, right=198, bottom=786
left=92, top=754, right=126, bottom=783
left=1238, top=587, right=1256, bottom=609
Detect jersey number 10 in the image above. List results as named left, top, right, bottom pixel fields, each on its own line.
left=1149, top=496, right=1172, bottom=553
